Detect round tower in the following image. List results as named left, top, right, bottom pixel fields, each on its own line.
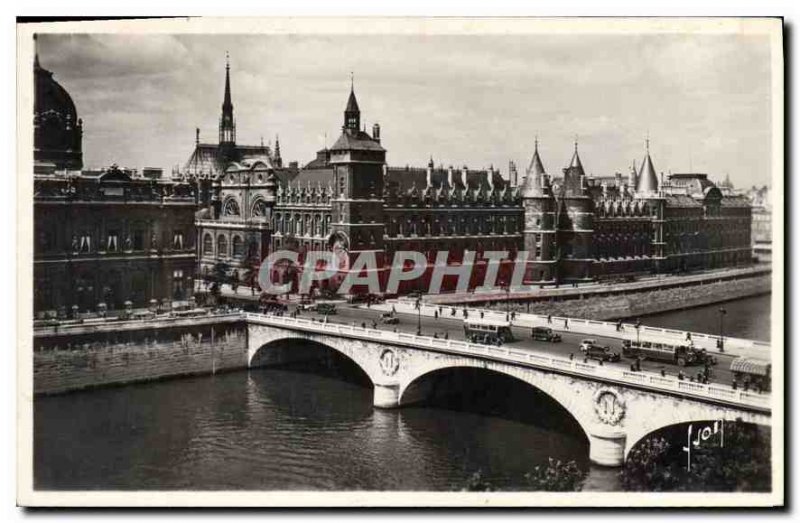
left=521, top=139, right=557, bottom=283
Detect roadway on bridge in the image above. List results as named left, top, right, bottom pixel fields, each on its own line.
left=292, top=303, right=742, bottom=388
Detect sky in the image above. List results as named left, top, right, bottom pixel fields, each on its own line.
left=35, top=32, right=774, bottom=188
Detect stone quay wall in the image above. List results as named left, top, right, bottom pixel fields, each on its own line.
left=483, top=275, right=772, bottom=321
left=33, top=315, right=247, bottom=395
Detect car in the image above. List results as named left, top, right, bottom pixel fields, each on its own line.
left=531, top=326, right=561, bottom=342
left=298, top=302, right=318, bottom=311
left=579, top=339, right=598, bottom=352
left=316, top=303, right=337, bottom=315
left=584, top=344, right=621, bottom=362
left=380, top=313, right=399, bottom=325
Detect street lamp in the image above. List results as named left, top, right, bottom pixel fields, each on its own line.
left=718, top=307, right=727, bottom=352
left=635, top=318, right=642, bottom=347
left=415, top=295, right=422, bottom=337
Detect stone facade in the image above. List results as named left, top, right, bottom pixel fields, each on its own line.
left=33, top=317, right=247, bottom=394
left=189, top=62, right=754, bottom=293
left=33, top=166, right=198, bottom=315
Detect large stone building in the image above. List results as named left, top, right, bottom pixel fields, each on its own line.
left=191, top=62, right=753, bottom=294
left=33, top=50, right=197, bottom=316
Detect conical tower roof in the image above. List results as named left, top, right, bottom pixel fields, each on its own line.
left=521, top=140, right=549, bottom=198
left=636, top=140, right=659, bottom=193
left=568, top=140, right=584, bottom=176
left=345, top=87, right=360, bottom=113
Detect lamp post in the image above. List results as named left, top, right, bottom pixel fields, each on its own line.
left=416, top=297, right=423, bottom=336
left=635, top=318, right=642, bottom=347
left=718, top=307, right=727, bottom=352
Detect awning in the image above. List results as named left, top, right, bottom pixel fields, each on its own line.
left=730, top=357, right=771, bottom=376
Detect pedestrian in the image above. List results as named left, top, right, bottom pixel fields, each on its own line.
left=569, top=353, right=574, bottom=361
left=361, top=322, right=366, bottom=329
left=564, top=318, right=569, bottom=330
left=392, top=305, right=397, bottom=314
left=660, top=369, right=666, bottom=377
left=433, top=333, right=438, bottom=339
left=678, top=371, right=685, bottom=381
left=451, top=307, right=456, bottom=316
left=630, top=363, right=636, bottom=372
left=444, top=333, right=449, bottom=340
left=480, top=311, right=484, bottom=319
left=434, top=310, right=439, bottom=320
left=547, top=314, right=552, bottom=324
left=732, top=379, right=738, bottom=390
left=686, top=332, right=692, bottom=342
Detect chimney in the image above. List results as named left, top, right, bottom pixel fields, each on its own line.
left=372, top=123, right=381, bottom=142
left=195, top=128, right=200, bottom=145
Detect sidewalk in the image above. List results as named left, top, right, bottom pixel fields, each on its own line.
left=425, top=264, right=771, bottom=305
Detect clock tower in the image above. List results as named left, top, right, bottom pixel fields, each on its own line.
left=328, top=81, right=387, bottom=293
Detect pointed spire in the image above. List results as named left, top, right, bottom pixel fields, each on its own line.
left=521, top=139, right=549, bottom=198
left=344, top=75, right=361, bottom=131
left=223, top=51, right=232, bottom=111
left=219, top=53, right=236, bottom=146
left=636, top=138, right=659, bottom=194
left=569, top=136, right=583, bottom=171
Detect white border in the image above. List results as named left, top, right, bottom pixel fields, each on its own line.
left=14, top=15, right=785, bottom=509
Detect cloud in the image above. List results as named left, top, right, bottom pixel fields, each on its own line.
left=32, top=32, right=773, bottom=188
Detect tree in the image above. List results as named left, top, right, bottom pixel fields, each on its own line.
left=523, top=458, right=586, bottom=491
left=622, top=421, right=771, bottom=492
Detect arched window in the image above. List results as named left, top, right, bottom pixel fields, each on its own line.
left=251, top=198, right=268, bottom=218
left=232, top=235, right=244, bottom=258
left=217, top=235, right=228, bottom=257
left=203, top=233, right=213, bottom=255
left=222, top=197, right=241, bottom=216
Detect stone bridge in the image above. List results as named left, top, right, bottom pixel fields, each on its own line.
left=245, top=313, right=771, bottom=467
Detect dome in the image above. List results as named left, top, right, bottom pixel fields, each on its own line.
left=34, top=51, right=83, bottom=171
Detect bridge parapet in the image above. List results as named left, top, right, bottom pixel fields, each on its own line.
left=243, top=313, right=771, bottom=413
left=379, top=300, right=771, bottom=358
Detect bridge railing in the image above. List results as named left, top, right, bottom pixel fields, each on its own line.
left=379, top=301, right=771, bottom=358
left=245, top=313, right=771, bottom=412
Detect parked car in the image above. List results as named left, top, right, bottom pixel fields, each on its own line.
left=579, top=339, right=598, bottom=352
left=531, top=326, right=561, bottom=342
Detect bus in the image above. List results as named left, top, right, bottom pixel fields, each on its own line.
left=730, top=357, right=771, bottom=392
left=464, top=318, right=514, bottom=346
left=621, top=338, right=711, bottom=367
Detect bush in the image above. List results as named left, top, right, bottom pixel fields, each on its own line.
left=524, top=458, right=586, bottom=491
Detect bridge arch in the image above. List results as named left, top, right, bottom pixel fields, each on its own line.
left=249, top=335, right=376, bottom=389
left=399, top=364, right=591, bottom=447
left=623, top=406, right=771, bottom=460
left=397, top=359, right=598, bottom=444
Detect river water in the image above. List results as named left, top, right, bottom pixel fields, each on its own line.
left=34, top=294, right=772, bottom=492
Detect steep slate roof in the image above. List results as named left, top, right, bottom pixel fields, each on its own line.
left=520, top=142, right=548, bottom=198
left=329, top=130, right=385, bottom=152
left=636, top=148, right=659, bottom=193
left=183, top=143, right=272, bottom=176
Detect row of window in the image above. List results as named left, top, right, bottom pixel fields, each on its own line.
left=52, top=230, right=187, bottom=254
left=202, top=233, right=251, bottom=259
